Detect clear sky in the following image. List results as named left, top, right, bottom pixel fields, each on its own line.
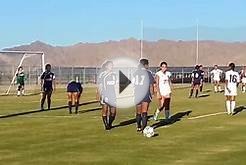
left=1, top=0, right=246, bottom=48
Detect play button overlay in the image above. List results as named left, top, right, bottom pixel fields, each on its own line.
left=97, top=57, right=151, bottom=109
left=119, top=70, right=131, bottom=94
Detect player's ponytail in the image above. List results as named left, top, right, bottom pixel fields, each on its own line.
left=229, top=63, right=235, bottom=71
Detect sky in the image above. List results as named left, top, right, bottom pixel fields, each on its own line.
left=1, top=0, right=246, bottom=49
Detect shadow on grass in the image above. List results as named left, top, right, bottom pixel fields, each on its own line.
left=151, top=110, right=192, bottom=129
left=233, top=106, right=246, bottom=115
left=113, top=115, right=153, bottom=128
left=0, top=100, right=99, bottom=119
left=198, top=94, right=210, bottom=98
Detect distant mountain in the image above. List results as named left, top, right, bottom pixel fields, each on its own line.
left=1, top=39, right=246, bottom=67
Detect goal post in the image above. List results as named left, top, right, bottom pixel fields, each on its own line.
left=0, top=50, right=45, bottom=95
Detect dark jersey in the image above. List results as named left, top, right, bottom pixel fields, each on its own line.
left=192, top=69, right=203, bottom=84
left=16, top=71, right=25, bottom=85
left=67, top=81, right=83, bottom=93
left=41, top=71, right=55, bottom=91
left=133, top=68, right=154, bottom=103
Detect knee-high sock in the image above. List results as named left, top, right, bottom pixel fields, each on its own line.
left=109, top=115, right=116, bottom=128
left=142, top=112, right=148, bottom=130
left=68, top=101, right=72, bottom=113
left=190, top=89, right=194, bottom=97
left=195, top=89, right=199, bottom=97
left=75, top=101, right=79, bottom=113
left=226, top=101, right=231, bottom=114
left=102, top=116, right=109, bottom=129
left=136, top=114, right=142, bottom=128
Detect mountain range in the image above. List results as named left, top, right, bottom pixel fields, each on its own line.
left=0, top=39, right=246, bottom=67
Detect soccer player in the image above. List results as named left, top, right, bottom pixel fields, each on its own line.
left=133, top=59, right=154, bottom=132
left=40, top=64, right=56, bottom=110
left=153, top=61, right=172, bottom=121
left=67, top=77, right=83, bottom=114
left=210, top=65, right=223, bottom=93
left=98, top=61, right=117, bottom=130
left=189, top=65, right=203, bottom=98
left=16, top=66, right=25, bottom=96
left=240, top=66, right=246, bottom=93
left=225, top=63, right=240, bottom=115
left=199, top=65, right=205, bottom=92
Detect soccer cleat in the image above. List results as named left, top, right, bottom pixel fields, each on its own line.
left=137, top=128, right=142, bottom=132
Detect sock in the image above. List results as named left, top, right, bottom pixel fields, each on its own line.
left=189, top=89, right=194, bottom=97
left=21, top=90, right=25, bottom=95
left=141, top=112, right=148, bottom=130
left=108, top=115, right=115, bottom=128
left=214, top=86, right=217, bottom=92
left=243, top=86, right=246, bottom=92
left=68, top=101, right=72, bottom=114
left=165, top=110, right=170, bottom=119
left=200, top=85, right=203, bottom=92
left=231, top=101, right=236, bottom=114
left=47, top=98, right=51, bottom=110
left=195, top=89, right=199, bottom=98
left=226, top=101, right=231, bottom=114
left=75, top=101, right=79, bottom=114
left=136, top=114, right=142, bottom=129
left=102, top=116, right=109, bottom=130
left=17, top=91, right=21, bottom=96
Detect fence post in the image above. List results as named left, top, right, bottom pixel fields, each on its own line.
left=181, top=68, right=184, bottom=84
left=83, top=67, right=86, bottom=84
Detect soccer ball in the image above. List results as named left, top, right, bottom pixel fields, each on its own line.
left=143, top=126, right=155, bottom=138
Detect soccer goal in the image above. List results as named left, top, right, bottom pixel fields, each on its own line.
left=0, top=50, right=45, bottom=95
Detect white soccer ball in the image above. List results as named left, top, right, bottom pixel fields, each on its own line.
left=143, top=126, right=155, bottom=138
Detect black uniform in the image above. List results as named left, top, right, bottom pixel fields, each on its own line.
left=40, top=71, right=55, bottom=92
left=192, top=69, right=203, bottom=85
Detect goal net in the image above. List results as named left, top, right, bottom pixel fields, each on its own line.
left=0, top=51, right=45, bottom=95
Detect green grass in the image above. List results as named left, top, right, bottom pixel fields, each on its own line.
left=0, top=85, right=246, bottom=165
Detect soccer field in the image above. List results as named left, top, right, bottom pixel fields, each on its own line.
left=0, top=85, right=246, bottom=165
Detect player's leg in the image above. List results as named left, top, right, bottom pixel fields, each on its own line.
left=164, top=97, right=171, bottom=119
left=189, top=85, right=194, bottom=98
left=17, top=84, right=21, bottom=96
left=67, top=92, right=73, bottom=114
left=231, top=96, right=236, bottom=114
left=40, top=92, right=47, bottom=110
left=225, top=95, right=231, bottom=115
left=102, top=104, right=110, bottom=130
left=47, top=90, right=53, bottom=110
left=74, top=92, right=79, bottom=114
left=214, top=81, right=218, bottom=93
left=195, top=85, right=199, bottom=98
left=153, top=96, right=164, bottom=121
left=242, top=83, right=246, bottom=93
left=108, top=106, right=116, bottom=128
left=141, top=102, right=150, bottom=130
left=200, top=82, right=203, bottom=92
left=136, top=104, right=142, bottom=131
left=21, top=84, right=25, bottom=95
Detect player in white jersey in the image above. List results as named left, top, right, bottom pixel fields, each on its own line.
left=153, top=62, right=172, bottom=121
left=240, top=66, right=246, bottom=93
left=224, top=63, right=240, bottom=115
left=210, top=65, right=223, bottom=93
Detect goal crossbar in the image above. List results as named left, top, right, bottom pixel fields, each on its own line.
left=0, top=50, right=45, bottom=95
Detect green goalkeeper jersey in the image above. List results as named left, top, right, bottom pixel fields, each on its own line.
left=16, top=71, right=25, bottom=85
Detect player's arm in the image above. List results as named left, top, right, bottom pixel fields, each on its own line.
left=53, top=79, right=56, bottom=92
left=225, top=73, right=231, bottom=93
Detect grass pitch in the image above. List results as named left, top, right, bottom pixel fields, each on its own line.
left=0, top=85, right=246, bottom=165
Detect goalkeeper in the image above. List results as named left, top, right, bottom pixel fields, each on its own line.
left=16, top=66, right=25, bottom=96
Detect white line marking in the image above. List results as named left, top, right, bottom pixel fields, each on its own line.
left=188, top=112, right=227, bottom=120
left=21, top=115, right=78, bottom=118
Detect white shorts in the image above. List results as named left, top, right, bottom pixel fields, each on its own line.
left=159, top=86, right=171, bottom=98
left=242, top=78, right=246, bottom=84
left=213, top=78, right=220, bottom=83
left=224, top=87, right=237, bottom=96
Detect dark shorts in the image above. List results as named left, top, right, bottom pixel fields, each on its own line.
left=43, top=86, right=53, bottom=93
left=193, top=80, right=201, bottom=86
left=100, top=95, right=116, bottom=107
left=67, top=85, right=79, bottom=93
left=135, top=94, right=152, bottom=105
